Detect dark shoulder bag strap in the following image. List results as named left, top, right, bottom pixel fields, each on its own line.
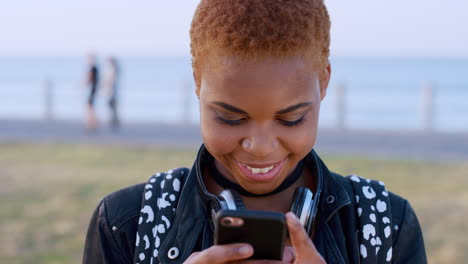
left=347, top=175, right=394, bottom=264
left=134, top=167, right=189, bottom=264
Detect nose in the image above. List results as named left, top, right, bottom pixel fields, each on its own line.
left=241, top=125, right=279, bottom=157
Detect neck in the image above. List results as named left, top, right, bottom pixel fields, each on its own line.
left=204, top=162, right=316, bottom=213
left=244, top=164, right=316, bottom=213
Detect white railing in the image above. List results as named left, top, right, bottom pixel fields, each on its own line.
left=34, top=79, right=450, bottom=132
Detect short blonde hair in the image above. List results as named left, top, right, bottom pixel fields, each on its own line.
left=190, top=0, right=331, bottom=86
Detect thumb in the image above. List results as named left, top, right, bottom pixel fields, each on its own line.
left=286, top=212, right=325, bottom=263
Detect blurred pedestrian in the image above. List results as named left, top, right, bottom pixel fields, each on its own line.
left=84, top=53, right=99, bottom=131
left=103, top=56, right=120, bottom=130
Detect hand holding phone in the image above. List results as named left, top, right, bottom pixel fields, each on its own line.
left=185, top=211, right=325, bottom=264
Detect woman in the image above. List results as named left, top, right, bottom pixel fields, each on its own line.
left=84, top=53, right=99, bottom=131
left=83, top=1, right=427, bottom=263
left=103, top=57, right=120, bottom=130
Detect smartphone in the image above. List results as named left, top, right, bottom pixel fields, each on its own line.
left=214, top=209, right=287, bottom=260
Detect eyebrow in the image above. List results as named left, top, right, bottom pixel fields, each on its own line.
left=212, top=101, right=312, bottom=115
left=275, top=102, right=313, bottom=114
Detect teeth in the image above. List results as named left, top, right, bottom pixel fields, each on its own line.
left=245, top=165, right=274, bottom=174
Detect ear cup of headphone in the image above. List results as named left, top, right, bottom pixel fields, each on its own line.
left=219, top=189, right=246, bottom=210
left=290, top=187, right=304, bottom=217
left=290, top=187, right=315, bottom=235
left=211, top=189, right=246, bottom=227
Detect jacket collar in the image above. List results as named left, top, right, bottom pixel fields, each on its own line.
left=312, top=154, right=352, bottom=227
left=194, top=144, right=223, bottom=218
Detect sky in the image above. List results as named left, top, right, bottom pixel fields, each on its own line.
left=0, top=0, right=467, bottom=57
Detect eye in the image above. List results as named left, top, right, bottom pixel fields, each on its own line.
left=215, top=112, right=246, bottom=126
left=278, top=115, right=306, bottom=127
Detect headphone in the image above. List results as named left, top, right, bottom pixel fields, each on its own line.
left=210, top=186, right=319, bottom=236
left=194, top=144, right=321, bottom=236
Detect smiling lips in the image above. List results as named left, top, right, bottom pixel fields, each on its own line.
left=236, top=158, right=286, bottom=182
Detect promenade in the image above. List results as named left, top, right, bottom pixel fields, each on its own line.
left=1, top=119, right=467, bottom=161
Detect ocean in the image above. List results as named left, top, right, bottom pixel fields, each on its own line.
left=0, top=56, right=467, bottom=132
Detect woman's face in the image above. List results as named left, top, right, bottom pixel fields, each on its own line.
left=197, top=56, right=330, bottom=195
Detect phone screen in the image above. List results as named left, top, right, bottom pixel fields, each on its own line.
left=214, top=209, right=287, bottom=260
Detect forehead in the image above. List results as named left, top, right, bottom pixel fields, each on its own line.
left=200, top=56, right=319, bottom=104
left=205, top=54, right=314, bottom=74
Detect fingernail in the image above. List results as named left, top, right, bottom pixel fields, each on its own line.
left=286, top=212, right=301, bottom=229
left=239, top=245, right=253, bottom=256
left=286, top=212, right=298, bottom=221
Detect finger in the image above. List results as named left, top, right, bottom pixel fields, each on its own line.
left=196, top=243, right=253, bottom=264
left=230, top=247, right=295, bottom=264
left=229, top=250, right=291, bottom=264
left=286, top=212, right=315, bottom=252
left=185, top=252, right=200, bottom=262
left=230, top=260, right=282, bottom=264
left=286, top=212, right=324, bottom=263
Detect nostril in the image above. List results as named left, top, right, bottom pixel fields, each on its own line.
left=241, top=133, right=279, bottom=157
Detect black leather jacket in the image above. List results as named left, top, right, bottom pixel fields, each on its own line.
left=83, top=148, right=427, bottom=264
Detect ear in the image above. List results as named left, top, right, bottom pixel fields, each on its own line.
left=319, top=63, right=331, bottom=101
left=193, top=70, right=201, bottom=99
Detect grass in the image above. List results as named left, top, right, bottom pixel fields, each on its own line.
left=0, top=142, right=467, bottom=263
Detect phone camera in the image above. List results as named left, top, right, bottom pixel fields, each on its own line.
left=220, top=216, right=243, bottom=227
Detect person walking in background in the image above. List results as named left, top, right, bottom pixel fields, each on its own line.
left=84, top=53, right=99, bottom=131
left=103, top=57, right=120, bottom=130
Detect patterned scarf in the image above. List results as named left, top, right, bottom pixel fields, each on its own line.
left=133, top=168, right=189, bottom=264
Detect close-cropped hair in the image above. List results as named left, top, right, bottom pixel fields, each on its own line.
left=190, top=0, right=331, bottom=84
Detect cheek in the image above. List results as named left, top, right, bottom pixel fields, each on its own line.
left=200, top=109, right=242, bottom=156
left=278, top=109, right=320, bottom=154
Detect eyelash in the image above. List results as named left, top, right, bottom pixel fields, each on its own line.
left=279, top=117, right=306, bottom=127
left=215, top=114, right=306, bottom=127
